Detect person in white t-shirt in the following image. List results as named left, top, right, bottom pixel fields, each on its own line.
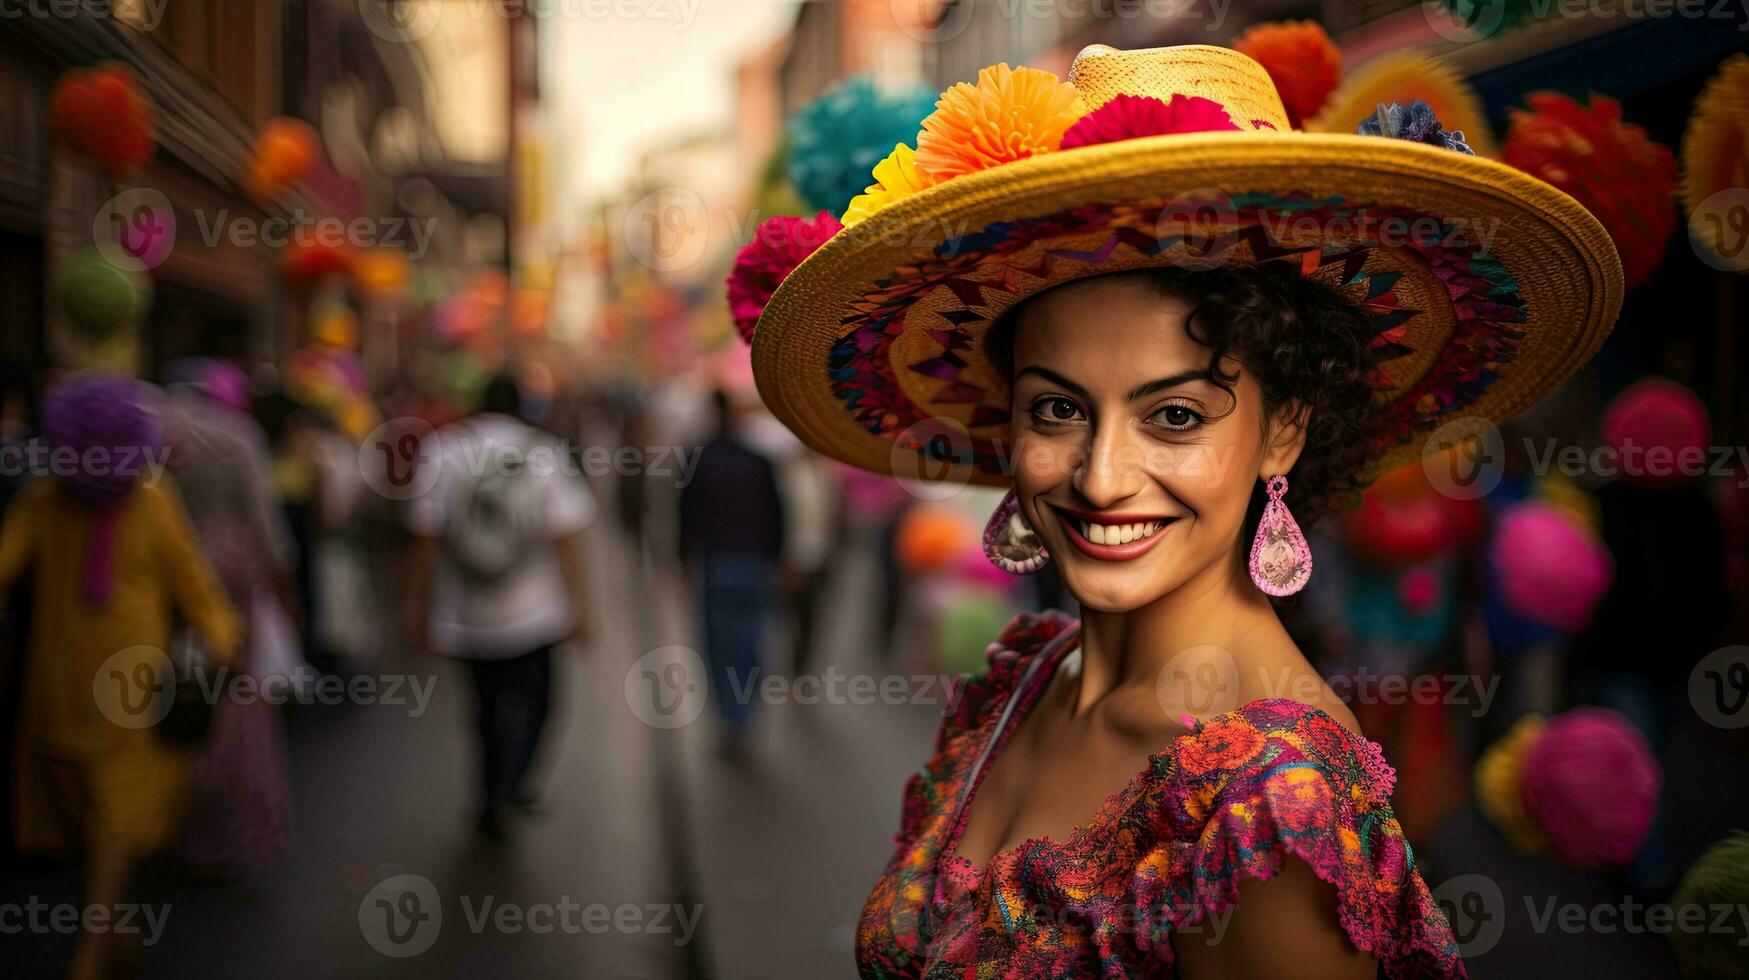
left=405, top=374, right=593, bottom=838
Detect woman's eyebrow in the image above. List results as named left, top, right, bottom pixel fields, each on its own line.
left=1015, top=366, right=1090, bottom=400
left=1127, top=370, right=1208, bottom=401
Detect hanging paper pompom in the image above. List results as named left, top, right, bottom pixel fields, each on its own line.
left=1232, top=21, right=1340, bottom=129
left=1310, top=51, right=1497, bottom=157
left=281, top=238, right=355, bottom=283
left=895, top=502, right=975, bottom=575
left=1680, top=54, right=1749, bottom=271
left=1059, top=93, right=1239, bottom=150
left=1504, top=92, right=1677, bottom=288
left=724, top=211, right=841, bottom=344
left=1601, top=377, right=1712, bottom=489
left=243, top=116, right=319, bottom=202
left=49, top=62, right=155, bottom=178
left=786, top=76, right=937, bottom=216
left=41, top=375, right=162, bottom=507
left=933, top=587, right=1017, bottom=676
left=1343, top=462, right=1483, bottom=568
left=1437, top=0, right=1545, bottom=36
left=58, top=247, right=151, bottom=340
left=1474, top=714, right=1550, bottom=856
left=1488, top=500, right=1612, bottom=633
left=914, top=64, right=1084, bottom=182
left=842, top=144, right=934, bottom=227
left=1667, top=832, right=1749, bottom=978
left=1519, top=707, right=1660, bottom=870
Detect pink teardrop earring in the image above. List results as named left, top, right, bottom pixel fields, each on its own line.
left=1248, top=475, right=1311, bottom=596
left=983, top=488, right=1049, bottom=574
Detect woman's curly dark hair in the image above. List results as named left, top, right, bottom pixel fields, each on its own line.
left=985, top=262, right=1385, bottom=524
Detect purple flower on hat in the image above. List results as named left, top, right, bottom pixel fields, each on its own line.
left=1357, top=100, right=1475, bottom=155
left=41, top=375, right=162, bottom=507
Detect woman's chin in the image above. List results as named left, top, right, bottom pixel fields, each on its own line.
left=1057, top=565, right=1170, bottom=613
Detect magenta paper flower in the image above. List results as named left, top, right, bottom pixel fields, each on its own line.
left=1060, top=94, right=1241, bottom=150
left=725, top=211, right=843, bottom=344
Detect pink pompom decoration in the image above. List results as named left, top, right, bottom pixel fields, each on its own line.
left=1600, top=377, right=1712, bottom=489
left=1489, top=501, right=1613, bottom=633
left=1060, top=94, right=1240, bottom=150
left=725, top=211, right=842, bottom=345
left=1520, top=707, right=1661, bottom=869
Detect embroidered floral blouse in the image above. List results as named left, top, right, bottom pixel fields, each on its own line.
left=856, top=611, right=1465, bottom=979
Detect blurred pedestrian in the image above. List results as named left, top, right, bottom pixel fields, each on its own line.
left=0, top=376, right=241, bottom=979
left=162, top=362, right=298, bottom=876
left=405, top=373, right=594, bottom=839
left=678, top=390, right=784, bottom=760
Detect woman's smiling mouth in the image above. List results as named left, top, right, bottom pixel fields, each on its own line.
left=1047, top=504, right=1177, bottom=561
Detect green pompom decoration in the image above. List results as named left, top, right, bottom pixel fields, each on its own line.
left=58, top=248, right=150, bottom=340
left=1669, top=831, right=1749, bottom=979
left=933, top=588, right=1014, bottom=676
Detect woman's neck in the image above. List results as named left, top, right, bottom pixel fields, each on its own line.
left=1068, top=548, right=1284, bottom=717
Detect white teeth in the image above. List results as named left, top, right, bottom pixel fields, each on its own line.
left=1077, top=519, right=1167, bottom=546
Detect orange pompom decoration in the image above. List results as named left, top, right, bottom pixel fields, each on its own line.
left=49, top=62, right=155, bottom=178
left=914, top=64, right=1083, bottom=183
left=1232, top=21, right=1341, bottom=129
left=1681, top=54, right=1749, bottom=271
left=244, top=116, right=319, bottom=202
left=895, top=503, right=975, bottom=574
left=1505, top=92, right=1677, bottom=288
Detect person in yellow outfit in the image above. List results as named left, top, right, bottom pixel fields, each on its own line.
left=0, top=376, right=240, bottom=980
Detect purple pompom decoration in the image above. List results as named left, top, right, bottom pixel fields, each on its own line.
left=40, top=375, right=162, bottom=507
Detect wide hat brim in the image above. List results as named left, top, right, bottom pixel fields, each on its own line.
left=752, top=130, right=1623, bottom=488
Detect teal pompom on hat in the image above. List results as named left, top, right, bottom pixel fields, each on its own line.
left=785, top=75, right=936, bottom=215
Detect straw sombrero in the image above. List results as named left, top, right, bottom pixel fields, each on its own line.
left=739, top=44, right=1623, bottom=487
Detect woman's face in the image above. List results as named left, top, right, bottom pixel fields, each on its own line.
left=1007, top=274, right=1303, bottom=613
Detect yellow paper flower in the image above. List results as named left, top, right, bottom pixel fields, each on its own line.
left=914, top=64, right=1084, bottom=183
left=1475, top=714, right=1550, bottom=857
left=1309, top=50, right=1497, bottom=158
left=1682, top=54, right=1749, bottom=269
left=841, top=143, right=934, bottom=227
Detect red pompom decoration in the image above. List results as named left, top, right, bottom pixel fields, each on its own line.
left=1060, top=94, right=1240, bottom=149
left=49, top=62, right=156, bottom=178
left=1504, top=92, right=1677, bottom=288
left=1232, top=21, right=1341, bottom=129
left=725, top=211, right=842, bottom=345
left=1343, top=462, right=1484, bottom=567
left=281, top=239, right=355, bottom=283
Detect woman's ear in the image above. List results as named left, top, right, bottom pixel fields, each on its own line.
left=1258, top=399, right=1309, bottom=479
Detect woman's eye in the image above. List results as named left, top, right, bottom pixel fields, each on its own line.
left=1030, top=397, right=1083, bottom=424
left=1150, top=404, right=1203, bottom=431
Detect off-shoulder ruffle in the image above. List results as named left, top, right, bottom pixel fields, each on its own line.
left=1125, top=699, right=1464, bottom=978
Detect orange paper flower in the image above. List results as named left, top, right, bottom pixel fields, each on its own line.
left=914, top=64, right=1083, bottom=183
left=1233, top=20, right=1341, bottom=129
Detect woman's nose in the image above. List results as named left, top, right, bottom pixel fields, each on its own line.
left=1072, top=420, right=1145, bottom=508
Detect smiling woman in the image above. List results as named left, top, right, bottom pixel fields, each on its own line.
left=729, top=40, right=1624, bottom=980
